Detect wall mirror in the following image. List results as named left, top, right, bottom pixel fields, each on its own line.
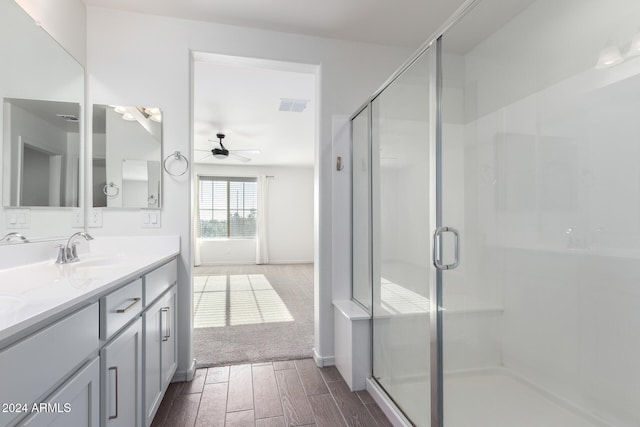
left=0, top=0, right=85, bottom=243
left=3, top=98, right=80, bottom=207
left=92, top=104, right=162, bottom=208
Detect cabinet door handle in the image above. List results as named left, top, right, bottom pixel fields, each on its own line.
left=108, top=366, right=119, bottom=419
left=115, top=297, right=141, bottom=313
left=161, top=307, right=170, bottom=341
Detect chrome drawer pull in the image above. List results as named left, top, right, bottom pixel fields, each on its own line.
left=161, top=307, right=170, bottom=341
left=108, top=366, right=119, bottom=419
left=115, top=297, right=141, bottom=313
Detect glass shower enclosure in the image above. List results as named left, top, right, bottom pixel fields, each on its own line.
left=353, top=0, right=640, bottom=426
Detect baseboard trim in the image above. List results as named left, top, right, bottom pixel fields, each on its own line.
left=195, top=260, right=313, bottom=267
left=172, top=359, right=196, bottom=382
left=312, top=348, right=335, bottom=367
left=267, top=260, right=314, bottom=265
left=366, top=378, right=412, bottom=427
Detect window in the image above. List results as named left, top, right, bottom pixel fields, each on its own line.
left=198, top=177, right=258, bottom=238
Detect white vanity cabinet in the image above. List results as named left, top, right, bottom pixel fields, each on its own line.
left=99, top=258, right=178, bottom=427
left=143, top=286, right=177, bottom=426
left=21, top=358, right=100, bottom=427
left=142, top=258, right=177, bottom=427
left=0, top=254, right=178, bottom=427
left=99, top=278, right=145, bottom=427
left=100, top=318, right=143, bottom=427
left=0, top=303, right=99, bottom=427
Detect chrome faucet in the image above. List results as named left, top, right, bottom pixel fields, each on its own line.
left=1, top=232, right=29, bottom=243
left=56, top=232, right=94, bottom=264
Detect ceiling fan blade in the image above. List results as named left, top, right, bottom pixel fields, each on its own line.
left=198, top=153, right=213, bottom=161
left=228, top=152, right=251, bottom=162
left=230, top=149, right=261, bottom=154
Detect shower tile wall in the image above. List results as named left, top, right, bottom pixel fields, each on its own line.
left=440, top=0, right=640, bottom=425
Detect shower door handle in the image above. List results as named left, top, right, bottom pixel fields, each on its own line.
left=433, top=226, right=460, bottom=270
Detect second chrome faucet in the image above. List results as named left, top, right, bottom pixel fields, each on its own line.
left=56, top=232, right=94, bottom=264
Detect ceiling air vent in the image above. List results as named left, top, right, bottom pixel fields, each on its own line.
left=279, top=98, right=309, bottom=113
left=56, top=113, right=79, bottom=122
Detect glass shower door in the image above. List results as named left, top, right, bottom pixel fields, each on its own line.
left=439, top=0, right=640, bottom=426
left=371, top=50, right=433, bottom=426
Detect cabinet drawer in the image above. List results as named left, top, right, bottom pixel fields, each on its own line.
left=144, top=259, right=177, bottom=306
left=0, top=303, right=98, bottom=427
left=101, top=279, right=143, bottom=340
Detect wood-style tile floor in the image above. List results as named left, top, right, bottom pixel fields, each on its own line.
left=151, top=359, right=393, bottom=427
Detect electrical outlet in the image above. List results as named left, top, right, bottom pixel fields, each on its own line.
left=71, top=208, right=84, bottom=228
left=88, top=208, right=103, bottom=228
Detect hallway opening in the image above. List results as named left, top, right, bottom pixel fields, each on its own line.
left=191, top=53, right=318, bottom=367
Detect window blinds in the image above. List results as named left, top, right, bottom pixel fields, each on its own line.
left=198, top=177, right=257, bottom=238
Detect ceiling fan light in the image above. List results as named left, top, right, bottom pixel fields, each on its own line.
left=212, top=147, right=229, bottom=159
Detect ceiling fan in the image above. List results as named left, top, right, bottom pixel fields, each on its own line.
left=197, top=133, right=261, bottom=162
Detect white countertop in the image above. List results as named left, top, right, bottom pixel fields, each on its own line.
left=0, top=235, right=180, bottom=345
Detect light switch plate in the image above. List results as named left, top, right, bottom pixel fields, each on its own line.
left=141, top=209, right=160, bottom=228
left=6, top=208, right=30, bottom=229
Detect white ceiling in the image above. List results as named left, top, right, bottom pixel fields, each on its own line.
left=7, top=98, right=80, bottom=132
left=193, top=55, right=317, bottom=166
left=83, top=0, right=465, bottom=48
left=83, top=0, right=470, bottom=167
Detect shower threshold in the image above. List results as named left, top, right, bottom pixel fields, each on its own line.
left=368, top=369, right=612, bottom=427
left=445, top=370, right=608, bottom=427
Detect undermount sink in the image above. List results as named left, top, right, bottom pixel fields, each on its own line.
left=0, top=295, right=25, bottom=308
left=0, top=295, right=26, bottom=321
left=64, top=255, right=132, bottom=279
left=69, top=256, right=116, bottom=268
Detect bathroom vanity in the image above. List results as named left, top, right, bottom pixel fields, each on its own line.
left=0, top=237, right=179, bottom=427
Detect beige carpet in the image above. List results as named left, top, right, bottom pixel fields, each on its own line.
left=193, top=263, right=314, bottom=367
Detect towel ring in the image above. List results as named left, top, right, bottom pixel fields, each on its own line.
left=163, top=151, right=189, bottom=176
left=103, top=182, right=119, bottom=198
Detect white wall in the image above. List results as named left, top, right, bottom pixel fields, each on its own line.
left=469, top=68, right=640, bottom=425
left=194, top=164, right=314, bottom=265
left=86, top=5, right=412, bottom=373
left=5, top=103, right=69, bottom=205
left=15, top=0, right=87, bottom=66
left=331, top=116, right=352, bottom=303
left=0, top=0, right=85, bottom=241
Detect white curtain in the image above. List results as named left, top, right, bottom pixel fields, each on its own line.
left=256, top=174, right=269, bottom=264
